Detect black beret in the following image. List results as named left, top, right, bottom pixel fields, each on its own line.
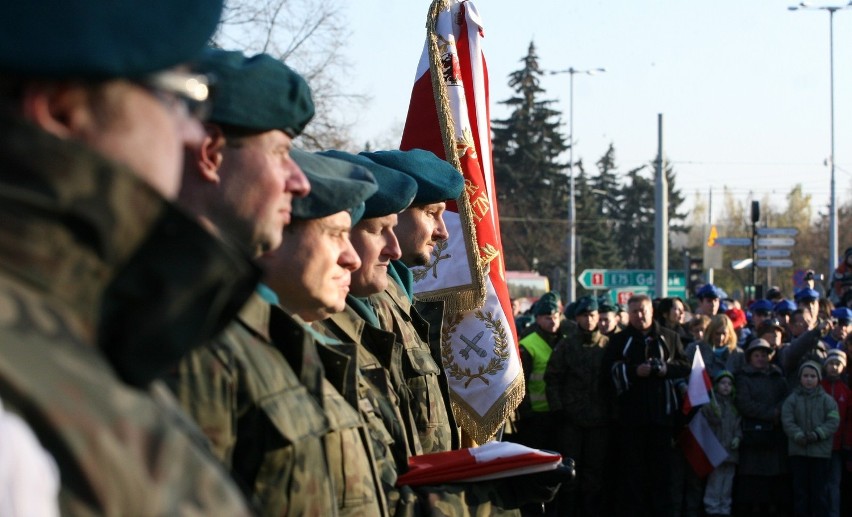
left=317, top=150, right=417, bottom=218
left=291, top=150, right=377, bottom=221
left=199, top=49, right=314, bottom=137
left=0, top=0, right=223, bottom=79
left=360, top=149, right=464, bottom=205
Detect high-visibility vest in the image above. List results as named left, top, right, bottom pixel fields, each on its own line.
left=519, top=332, right=553, bottom=412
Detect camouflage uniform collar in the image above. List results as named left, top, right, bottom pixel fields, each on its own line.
left=0, top=115, right=168, bottom=326
left=235, top=291, right=272, bottom=343
left=0, top=114, right=261, bottom=387
left=329, top=303, right=368, bottom=342
left=382, top=273, right=412, bottom=312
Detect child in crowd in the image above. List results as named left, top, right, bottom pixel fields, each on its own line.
left=821, top=350, right=852, bottom=517
left=701, top=371, right=741, bottom=517
left=782, top=361, right=840, bottom=517
left=688, top=315, right=710, bottom=344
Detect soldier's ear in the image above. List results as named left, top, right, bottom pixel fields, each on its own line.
left=197, top=123, right=226, bottom=183
left=20, top=81, right=92, bottom=139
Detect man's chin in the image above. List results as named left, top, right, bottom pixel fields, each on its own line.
left=409, top=252, right=430, bottom=267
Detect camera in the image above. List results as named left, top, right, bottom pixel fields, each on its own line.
left=648, top=358, right=663, bottom=376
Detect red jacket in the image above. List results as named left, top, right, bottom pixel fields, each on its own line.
left=821, top=377, right=852, bottom=450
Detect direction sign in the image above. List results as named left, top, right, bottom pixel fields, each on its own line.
left=714, top=237, right=752, bottom=246
left=756, top=237, right=796, bottom=247
left=578, top=269, right=686, bottom=290
left=756, top=227, right=799, bottom=237
left=605, top=285, right=688, bottom=306
left=756, top=259, right=794, bottom=268
left=756, top=248, right=791, bottom=258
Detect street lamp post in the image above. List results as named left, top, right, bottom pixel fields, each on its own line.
left=789, top=1, right=851, bottom=276
left=551, top=67, right=606, bottom=303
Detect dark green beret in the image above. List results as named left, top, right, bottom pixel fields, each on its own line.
left=534, top=292, right=561, bottom=316
left=563, top=301, right=578, bottom=319
left=291, top=150, right=377, bottom=221
left=574, top=295, right=599, bottom=316
left=199, top=49, right=314, bottom=137
left=0, top=0, right=223, bottom=78
left=318, top=150, right=417, bottom=219
left=360, top=149, right=464, bottom=205
left=597, top=296, right=620, bottom=313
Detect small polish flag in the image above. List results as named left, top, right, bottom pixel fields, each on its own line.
left=681, top=411, right=729, bottom=478
left=682, top=351, right=712, bottom=414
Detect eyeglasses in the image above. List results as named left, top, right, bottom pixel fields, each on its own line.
left=137, top=70, right=214, bottom=121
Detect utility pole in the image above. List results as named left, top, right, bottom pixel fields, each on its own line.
left=655, top=114, right=668, bottom=298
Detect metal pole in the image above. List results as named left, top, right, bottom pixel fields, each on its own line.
left=829, top=9, right=838, bottom=276
left=568, top=69, right=576, bottom=303
left=707, top=188, right=714, bottom=286
left=655, top=114, right=668, bottom=298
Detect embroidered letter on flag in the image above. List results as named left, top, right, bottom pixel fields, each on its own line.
left=682, top=350, right=712, bottom=414
left=400, top=0, right=523, bottom=444
left=681, top=411, right=728, bottom=478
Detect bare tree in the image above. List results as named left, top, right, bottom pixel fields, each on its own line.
left=214, top=0, right=368, bottom=150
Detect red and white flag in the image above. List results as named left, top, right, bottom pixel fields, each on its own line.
left=682, top=351, right=712, bottom=414
left=681, top=411, right=728, bottom=478
left=400, top=0, right=523, bottom=444
left=680, top=352, right=727, bottom=477
left=396, top=441, right=561, bottom=486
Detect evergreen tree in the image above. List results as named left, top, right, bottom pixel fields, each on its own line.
left=592, top=143, right=622, bottom=218
left=492, top=42, right=569, bottom=287
left=614, top=166, right=655, bottom=268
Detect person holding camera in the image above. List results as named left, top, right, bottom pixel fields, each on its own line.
left=602, top=294, right=690, bottom=517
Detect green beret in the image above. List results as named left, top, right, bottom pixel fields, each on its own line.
left=199, top=49, right=314, bottom=137
left=0, top=1, right=223, bottom=79
left=317, top=150, right=417, bottom=218
left=534, top=292, right=561, bottom=316
left=597, top=296, right=619, bottom=313
left=563, top=301, right=578, bottom=319
left=574, top=295, right=599, bottom=316
left=361, top=149, right=464, bottom=205
left=291, top=150, right=377, bottom=221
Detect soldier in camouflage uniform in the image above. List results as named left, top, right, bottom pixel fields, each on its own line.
left=166, top=50, right=374, bottom=514
left=357, top=149, right=464, bottom=455
left=0, top=1, right=257, bottom=514
left=545, top=295, right=611, bottom=516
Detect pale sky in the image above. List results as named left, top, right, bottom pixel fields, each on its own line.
left=343, top=0, right=852, bottom=223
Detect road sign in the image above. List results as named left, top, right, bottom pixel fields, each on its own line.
left=605, top=285, right=688, bottom=306
left=756, top=248, right=791, bottom=258
left=578, top=269, right=686, bottom=290
left=731, top=258, right=753, bottom=270
left=714, top=237, right=752, bottom=246
left=756, top=227, right=799, bottom=237
left=756, top=259, right=794, bottom=268
left=756, top=237, right=796, bottom=247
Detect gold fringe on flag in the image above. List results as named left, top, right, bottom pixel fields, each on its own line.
left=420, top=0, right=487, bottom=314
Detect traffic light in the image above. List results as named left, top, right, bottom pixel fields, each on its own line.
left=688, top=257, right=704, bottom=296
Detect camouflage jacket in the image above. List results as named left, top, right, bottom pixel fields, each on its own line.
left=545, top=329, right=612, bottom=426
left=319, top=302, right=525, bottom=517
left=371, top=280, right=459, bottom=454
left=0, top=117, right=254, bottom=515
left=167, top=292, right=341, bottom=516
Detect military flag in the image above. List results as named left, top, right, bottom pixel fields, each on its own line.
left=400, top=0, right=523, bottom=444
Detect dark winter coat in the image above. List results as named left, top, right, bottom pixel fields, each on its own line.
left=602, top=321, right=689, bottom=427
left=734, top=363, right=789, bottom=476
